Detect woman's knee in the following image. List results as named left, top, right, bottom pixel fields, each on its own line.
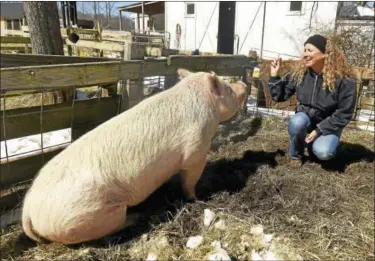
left=312, top=141, right=338, bottom=161
left=288, top=112, right=310, bottom=135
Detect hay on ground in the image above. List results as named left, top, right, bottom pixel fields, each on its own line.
left=1, top=115, right=373, bottom=261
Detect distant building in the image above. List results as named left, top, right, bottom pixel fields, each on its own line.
left=0, top=2, right=27, bottom=36
left=118, top=2, right=165, bottom=32
left=118, top=1, right=374, bottom=59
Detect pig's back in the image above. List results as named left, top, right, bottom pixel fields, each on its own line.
left=34, top=85, right=215, bottom=190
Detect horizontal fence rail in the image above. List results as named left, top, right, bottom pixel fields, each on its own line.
left=0, top=55, right=250, bottom=91
left=0, top=53, right=118, bottom=68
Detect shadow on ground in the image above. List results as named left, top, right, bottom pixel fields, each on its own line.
left=12, top=116, right=275, bottom=252
left=308, top=142, right=375, bottom=172
left=211, top=117, right=263, bottom=151
left=12, top=140, right=372, bottom=253
left=66, top=148, right=284, bottom=249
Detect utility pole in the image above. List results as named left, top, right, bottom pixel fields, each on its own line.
left=260, top=2, right=266, bottom=59
left=141, top=2, right=145, bottom=33
left=334, top=2, right=343, bottom=34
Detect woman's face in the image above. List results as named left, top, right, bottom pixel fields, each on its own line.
left=302, top=43, right=325, bottom=69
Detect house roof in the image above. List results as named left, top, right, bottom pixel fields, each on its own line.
left=0, top=2, right=25, bottom=19
left=118, top=1, right=164, bottom=15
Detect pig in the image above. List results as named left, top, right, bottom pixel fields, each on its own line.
left=22, top=68, right=247, bottom=245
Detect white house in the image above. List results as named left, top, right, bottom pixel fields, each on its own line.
left=164, top=1, right=374, bottom=60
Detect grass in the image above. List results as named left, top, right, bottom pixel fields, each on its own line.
left=0, top=115, right=374, bottom=261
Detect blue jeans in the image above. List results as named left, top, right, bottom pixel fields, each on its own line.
left=288, top=112, right=341, bottom=161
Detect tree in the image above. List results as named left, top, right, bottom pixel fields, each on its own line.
left=105, top=2, right=116, bottom=25
left=23, top=2, right=64, bottom=55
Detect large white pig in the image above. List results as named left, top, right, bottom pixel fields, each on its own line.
left=22, top=68, right=247, bottom=245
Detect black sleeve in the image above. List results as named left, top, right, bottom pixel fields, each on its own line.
left=317, top=78, right=357, bottom=135
left=268, top=74, right=296, bottom=102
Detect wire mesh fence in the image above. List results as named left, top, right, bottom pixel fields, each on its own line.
left=0, top=71, right=203, bottom=189
left=354, top=79, right=375, bottom=131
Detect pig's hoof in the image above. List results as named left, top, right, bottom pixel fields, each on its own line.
left=185, top=196, right=197, bottom=203
left=124, top=212, right=141, bottom=228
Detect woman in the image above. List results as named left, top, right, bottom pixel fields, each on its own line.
left=268, top=34, right=357, bottom=167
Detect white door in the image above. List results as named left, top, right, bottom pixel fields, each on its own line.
left=184, top=2, right=196, bottom=51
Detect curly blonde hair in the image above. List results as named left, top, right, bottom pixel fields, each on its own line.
left=288, top=36, right=353, bottom=93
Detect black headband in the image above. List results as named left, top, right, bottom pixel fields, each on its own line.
left=304, top=34, right=327, bottom=54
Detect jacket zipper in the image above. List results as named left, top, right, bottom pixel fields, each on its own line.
left=310, top=75, right=318, bottom=106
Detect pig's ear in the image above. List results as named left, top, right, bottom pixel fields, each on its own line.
left=177, top=68, right=191, bottom=79
left=208, top=71, right=221, bottom=96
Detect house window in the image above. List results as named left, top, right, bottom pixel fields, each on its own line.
left=13, top=19, right=21, bottom=30
left=185, top=2, right=195, bottom=17
left=290, top=1, right=302, bottom=11
left=6, top=20, right=12, bottom=30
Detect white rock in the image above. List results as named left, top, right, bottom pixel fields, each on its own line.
left=211, top=240, right=222, bottom=251
left=204, top=209, right=216, bottom=227
left=78, top=248, right=91, bottom=256
left=251, top=250, right=264, bottom=261
left=186, top=235, right=203, bottom=249
left=146, top=252, right=158, bottom=261
left=262, top=251, right=282, bottom=261
left=250, top=224, right=264, bottom=236
left=214, top=219, right=226, bottom=230
left=141, top=233, right=149, bottom=242
left=206, top=249, right=231, bottom=261
left=264, top=234, right=273, bottom=243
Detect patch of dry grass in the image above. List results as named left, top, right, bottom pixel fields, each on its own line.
left=1, top=116, right=374, bottom=261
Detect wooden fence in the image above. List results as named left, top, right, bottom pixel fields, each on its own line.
left=0, top=35, right=181, bottom=60
left=1, top=27, right=100, bottom=54
left=0, top=54, right=251, bottom=209
left=1, top=27, right=176, bottom=60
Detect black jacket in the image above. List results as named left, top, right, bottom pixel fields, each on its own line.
left=268, top=68, right=357, bottom=135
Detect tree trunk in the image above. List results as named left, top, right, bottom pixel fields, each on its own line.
left=23, top=2, right=64, bottom=55
left=23, top=2, right=73, bottom=103
left=93, top=2, right=97, bottom=23
left=105, top=2, right=109, bottom=26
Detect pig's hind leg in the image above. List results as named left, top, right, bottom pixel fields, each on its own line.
left=56, top=203, right=139, bottom=245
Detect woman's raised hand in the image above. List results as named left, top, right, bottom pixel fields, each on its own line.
left=270, top=56, right=282, bottom=77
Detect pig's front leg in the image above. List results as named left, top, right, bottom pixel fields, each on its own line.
left=181, top=158, right=206, bottom=200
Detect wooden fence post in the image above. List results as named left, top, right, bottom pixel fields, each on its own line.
left=240, top=67, right=250, bottom=116
left=118, top=80, right=129, bottom=113
left=123, top=41, right=132, bottom=60
left=164, top=74, right=178, bottom=90
left=66, top=27, right=73, bottom=56
left=126, top=79, right=144, bottom=108
left=96, top=20, right=103, bottom=57
left=352, top=69, right=363, bottom=121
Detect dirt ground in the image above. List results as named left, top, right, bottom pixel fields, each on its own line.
left=1, top=115, right=374, bottom=261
